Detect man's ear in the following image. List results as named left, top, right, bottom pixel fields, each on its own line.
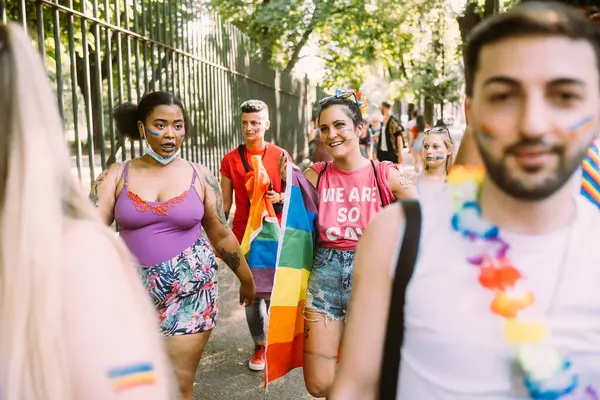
left=264, top=120, right=271, bottom=130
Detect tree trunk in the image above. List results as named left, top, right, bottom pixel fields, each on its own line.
left=424, top=97, right=434, bottom=126
left=285, top=24, right=316, bottom=73
left=457, top=1, right=482, bottom=66
left=408, top=103, right=416, bottom=119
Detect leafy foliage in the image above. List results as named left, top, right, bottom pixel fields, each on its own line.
left=210, top=0, right=466, bottom=108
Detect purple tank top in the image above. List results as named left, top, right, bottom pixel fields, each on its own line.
left=114, top=163, right=205, bottom=266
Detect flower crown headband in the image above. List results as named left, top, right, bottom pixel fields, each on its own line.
left=319, top=89, right=368, bottom=116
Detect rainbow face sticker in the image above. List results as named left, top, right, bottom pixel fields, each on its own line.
left=108, top=362, right=156, bottom=392
left=568, top=116, right=594, bottom=138
left=425, top=155, right=445, bottom=161
left=477, top=122, right=497, bottom=140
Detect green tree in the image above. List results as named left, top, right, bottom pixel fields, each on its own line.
left=208, top=0, right=366, bottom=72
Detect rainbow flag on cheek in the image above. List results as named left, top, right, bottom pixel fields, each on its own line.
left=264, top=165, right=319, bottom=388
left=241, top=156, right=280, bottom=294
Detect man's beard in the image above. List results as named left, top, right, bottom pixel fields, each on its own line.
left=477, top=138, right=587, bottom=202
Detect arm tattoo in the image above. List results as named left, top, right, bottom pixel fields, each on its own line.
left=220, top=247, right=240, bottom=273
left=397, top=172, right=415, bottom=189
left=89, top=169, right=109, bottom=207
left=204, top=171, right=228, bottom=225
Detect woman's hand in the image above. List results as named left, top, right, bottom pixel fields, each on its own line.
left=239, top=277, right=256, bottom=306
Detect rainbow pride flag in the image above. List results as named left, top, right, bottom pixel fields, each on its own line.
left=241, top=155, right=280, bottom=294
left=264, top=165, right=319, bottom=388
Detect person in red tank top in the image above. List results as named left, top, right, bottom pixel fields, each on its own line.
left=300, top=91, right=419, bottom=398
left=220, top=99, right=290, bottom=372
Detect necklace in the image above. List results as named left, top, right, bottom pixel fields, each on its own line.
left=447, top=165, right=597, bottom=399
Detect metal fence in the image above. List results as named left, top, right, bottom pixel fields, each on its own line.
left=1, top=0, right=314, bottom=188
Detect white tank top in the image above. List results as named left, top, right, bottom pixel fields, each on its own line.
left=397, top=186, right=600, bottom=399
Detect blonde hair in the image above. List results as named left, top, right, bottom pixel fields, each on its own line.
left=422, top=127, right=455, bottom=175
left=0, top=23, right=170, bottom=400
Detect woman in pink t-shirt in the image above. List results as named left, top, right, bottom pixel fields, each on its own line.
left=301, top=92, right=419, bottom=397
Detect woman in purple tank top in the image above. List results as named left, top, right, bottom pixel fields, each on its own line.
left=90, top=91, right=256, bottom=400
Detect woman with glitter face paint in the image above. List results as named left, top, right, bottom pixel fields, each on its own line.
left=90, top=91, right=256, bottom=400
left=298, top=91, right=418, bottom=398
left=417, top=126, right=455, bottom=191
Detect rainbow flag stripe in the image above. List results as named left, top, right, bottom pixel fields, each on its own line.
left=264, top=165, right=319, bottom=388
left=241, top=155, right=280, bottom=293
left=108, top=363, right=156, bottom=392
left=582, top=140, right=600, bottom=209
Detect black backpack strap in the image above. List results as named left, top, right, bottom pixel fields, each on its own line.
left=378, top=199, right=422, bottom=400
left=238, top=144, right=251, bottom=173
left=316, top=161, right=329, bottom=190
left=370, top=160, right=385, bottom=207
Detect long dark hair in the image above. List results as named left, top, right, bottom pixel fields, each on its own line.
left=113, top=91, right=190, bottom=139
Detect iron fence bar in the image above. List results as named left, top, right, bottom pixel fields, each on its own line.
left=34, top=0, right=303, bottom=97
left=114, top=0, right=125, bottom=164
left=80, top=0, right=96, bottom=183
left=18, top=0, right=26, bottom=32
left=182, top=8, right=191, bottom=161
left=35, top=0, right=44, bottom=62
left=225, top=22, right=233, bottom=149
left=162, top=0, right=169, bottom=94
left=129, top=0, right=138, bottom=158
left=105, top=23, right=116, bottom=163
left=66, top=0, right=82, bottom=181
left=52, top=0, right=64, bottom=121
left=1, top=0, right=7, bottom=24
left=92, top=0, right=106, bottom=169
left=123, top=0, right=133, bottom=161
left=187, top=17, right=195, bottom=162
left=216, top=15, right=225, bottom=158
left=192, top=19, right=200, bottom=163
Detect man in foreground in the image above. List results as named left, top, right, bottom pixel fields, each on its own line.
left=331, top=3, right=600, bottom=398
left=455, top=0, right=600, bottom=209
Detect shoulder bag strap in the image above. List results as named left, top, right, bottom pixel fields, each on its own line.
left=316, top=161, right=329, bottom=190
left=370, top=160, right=385, bottom=207
left=238, top=144, right=251, bottom=173
left=378, top=199, right=422, bottom=400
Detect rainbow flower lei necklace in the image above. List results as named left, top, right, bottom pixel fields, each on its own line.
left=447, top=165, right=598, bottom=400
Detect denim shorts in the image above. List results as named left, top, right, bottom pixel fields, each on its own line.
left=305, top=246, right=356, bottom=321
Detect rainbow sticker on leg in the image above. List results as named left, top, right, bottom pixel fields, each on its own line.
left=108, top=362, right=156, bottom=392
left=569, top=116, right=594, bottom=138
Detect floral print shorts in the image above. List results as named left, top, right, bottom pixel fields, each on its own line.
left=138, top=237, right=219, bottom=336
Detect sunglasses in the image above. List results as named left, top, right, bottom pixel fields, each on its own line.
left=425, top=126, right=454, bottom=143
left=319, top=91, right=358, bottom=106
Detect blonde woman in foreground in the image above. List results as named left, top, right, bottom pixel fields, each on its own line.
left=0, top=23, right=175, bottom=400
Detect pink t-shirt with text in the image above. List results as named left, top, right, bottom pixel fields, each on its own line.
left=310, top=161, right=396, bottom=250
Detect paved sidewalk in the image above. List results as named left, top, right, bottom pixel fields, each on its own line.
left=193, top=264, right=316, bottom=400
